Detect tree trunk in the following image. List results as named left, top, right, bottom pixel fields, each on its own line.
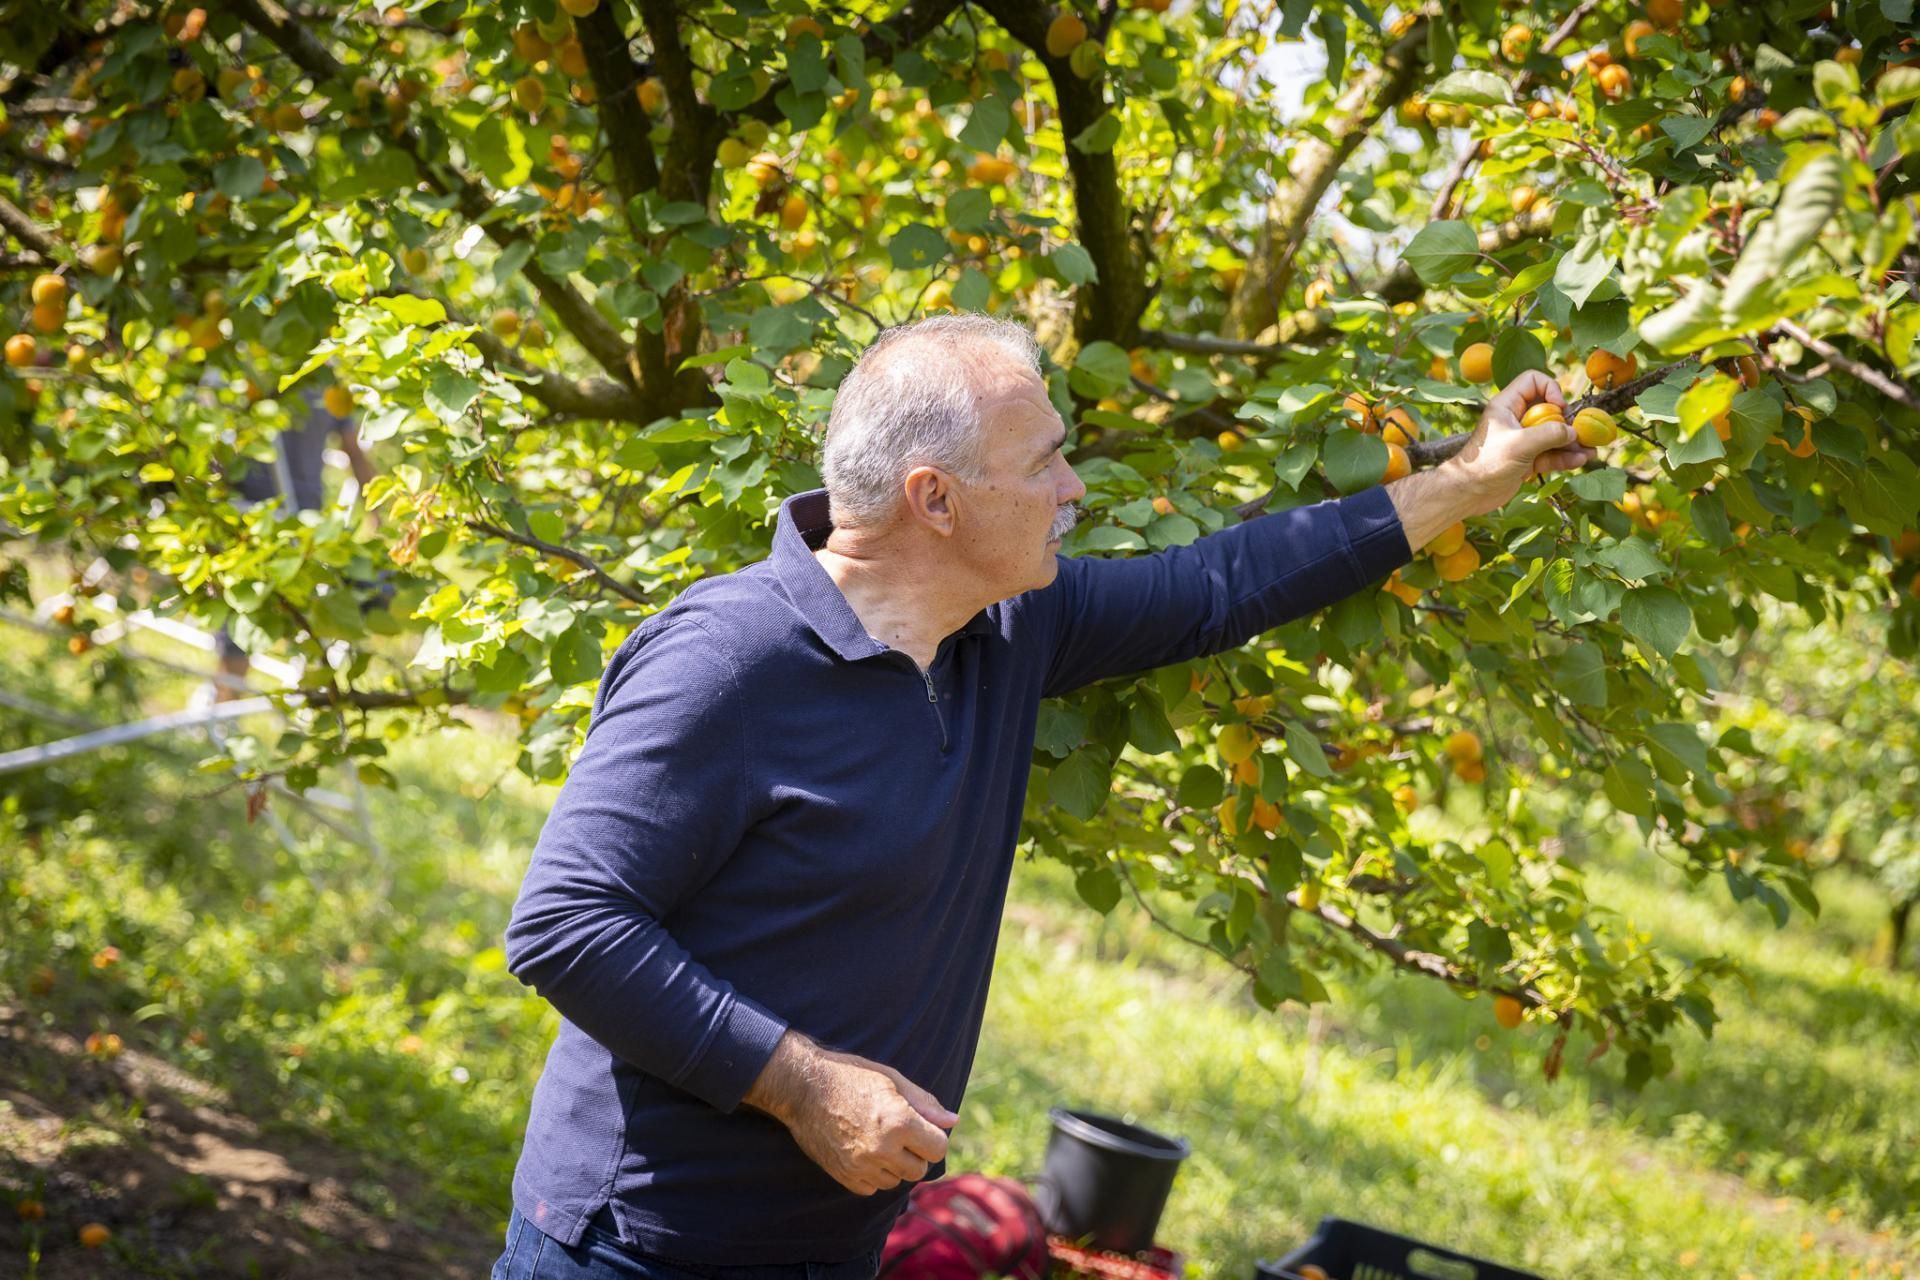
left=1888, top=897, right=1915, bottom=970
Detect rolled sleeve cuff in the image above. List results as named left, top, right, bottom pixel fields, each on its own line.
left=1340, top=485, right=1414, bottom=583
left=679, top=992, right=791, bottom=1114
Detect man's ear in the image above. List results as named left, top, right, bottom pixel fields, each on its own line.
left=903, top=465, right=955, bottom=537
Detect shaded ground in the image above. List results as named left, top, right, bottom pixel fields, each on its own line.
left=0, top=1004, right=499, bottom=1279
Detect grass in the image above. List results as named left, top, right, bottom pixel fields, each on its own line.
left=1, top=617, right=1915, bottom=1278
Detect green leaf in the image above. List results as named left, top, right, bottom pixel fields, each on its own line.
left=1284, top=720, right=1331, bottom=778
left=1034, top=702, right=1087, bottom=756
left=548, top=622, right=603, bottom=686
left=213, top=154, right=267, bottom=200
left=1050, top=243, right=1098, bottom=285
left=1127, top=692, right=1180, bottom=754
left=1878, top=66, right=1920, bottom=108
left=1071, top=340, right=1132, bottom=398
left=1591, top=537, right=1669, bottom=582
left=888, top=223, right=948, bottom=271
left=952, top=267, right=992, bottom=312
left=1082, top=529, right=1136, bottom=552
left=1550, top=643, right=1608, bottom=708
left=1620, top=587, right=1692, bottom=658
left=469, top=113, right=531, bottom=190
left=1603, top=754, right=1655, bottom=817
left=1640, top=284, right=1724, bottom=354
left=1049, top=747, right=1111, bottom=820
left=1554, top=232, right=1614, bottom=309
left=374, top=295, right=446, bottom=327
left=1492, top=326, right=1549, bottom=385
left=1572, top=298, right=1632, bottom=354
left=945, top=187, right=992, bottom=231
left=1660, top=113, right=1713, bottom=150
left=425, top=368, right=481, bottom=423
left=1676, top=373, right=1737, bottom=442
left=1075, top=864, right=1122, bottom=914
left=1721, top=150, right=1847, bottom=324
left=1569, top=468, right=1627, bottom=502
left=1322, top=428, right=1388, bottom=494
left=1427, top=69, right=1512, bottom=106
left=957, top=95, right=1010, bottom=151
left=1177, top=765, right=1224, bottom=808
left=1403, top=221, right=1480, bottom=285
left=1070, top=112, right=1123, bottom=154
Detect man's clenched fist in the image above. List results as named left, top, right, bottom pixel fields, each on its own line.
left=745, top=1030, right=958, bottom=1196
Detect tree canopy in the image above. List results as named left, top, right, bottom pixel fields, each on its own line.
left=6, top=0, right=1920, bottom=1088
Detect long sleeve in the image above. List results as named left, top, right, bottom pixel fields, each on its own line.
left=504, top=617, right=789, bottom=1114
left=1038, top=485, right=1411, bottom=698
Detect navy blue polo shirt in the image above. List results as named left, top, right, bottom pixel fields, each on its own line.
left=503, top=485, right=1410, bottom=1263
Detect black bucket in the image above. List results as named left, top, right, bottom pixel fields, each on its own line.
left=1034, top=1107, right=1190, bottom=1255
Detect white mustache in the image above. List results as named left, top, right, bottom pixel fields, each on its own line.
left=1048, top=504, right=1081, bottom=541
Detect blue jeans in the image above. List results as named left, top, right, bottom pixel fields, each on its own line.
left=492, top=1208, right=886, bottom=1280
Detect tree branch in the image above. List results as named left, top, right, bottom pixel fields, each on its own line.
left=975, top=0, right=1150, bottom=348
left=1225, top=23, right=1429, bottom=340
left=1772, top=317, right=1917, bottom=410
left=1306, top=899, right=1546, bottom=1009
left=225, top=0, right=641, bottom=387
left=466, top=519, right=649, bottom=605
left=0, top=194, right=68, bottom=262
left=1137, top=207, right=1557, bottom=365
left=575, top=2, right=659, bottom=219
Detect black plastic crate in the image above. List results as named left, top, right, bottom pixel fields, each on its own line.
left=1255, top=1216, right=1546, bottom=1280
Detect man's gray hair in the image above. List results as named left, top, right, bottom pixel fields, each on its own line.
left=820, top=313, right=1044, bottom=529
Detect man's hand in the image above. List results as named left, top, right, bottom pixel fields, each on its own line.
left=743, top=1030, right=957, bottom=1196
left=1386, top=370, right=1600, bottom=550
left=1447, top=369, right=1598, bottom=512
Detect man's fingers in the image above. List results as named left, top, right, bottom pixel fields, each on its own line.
left=883, top=1152, right=932, bottom=1183
left=1515, top=421, right=1580, bottom=457
left=901, top=1113, right=952, bottom=1164
left=884, top=1068, right=959, bottom=1130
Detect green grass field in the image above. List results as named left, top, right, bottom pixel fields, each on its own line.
left=1, top=620, right=1914, bottom=1278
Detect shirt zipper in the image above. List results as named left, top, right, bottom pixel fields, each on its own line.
left=921, top=666, right=949, bottom=752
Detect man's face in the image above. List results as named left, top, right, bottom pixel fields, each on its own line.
left=957, top=362, right=1088, bottom=598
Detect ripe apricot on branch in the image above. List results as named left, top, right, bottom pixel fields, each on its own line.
left=1624, top=19, right=1656, bottom=57
left=1584, top=348, right=1637, bottom=389
left=1520, top=401, right=1566, bottom=429
left=1383, top=442, right=1411, bottom=483
left=1597, top=64, right=1633, bottom=99
left=1445, top=729, right=1484, bottom=764
left=1045, top=11, right=1088, bottom=58
left=1428, top=522, right=1467, bottom=557
left=1645, top=0, right=1684, bottom=28
left=30, top=274, right=68, bottom=308
left=1459, top=343, right=1494, bottom=384
left=322, top=384, right=355, bottom=416
left=512, top=76, right=545, bottom=113
left=1493, top=994, right=1525, bottom=1029
left=5, top=334, right=37, bottom=367
left=1433, top=541, right=1480, bottom=581
left=1218, top=723, right=1257, bottom=765
left=1572, top=407, right=1618, bottom=447
left=1303, top=277, right=1333, bottom=309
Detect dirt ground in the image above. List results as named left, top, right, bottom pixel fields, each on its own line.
left=0, top=1004, right=500, bottom=1279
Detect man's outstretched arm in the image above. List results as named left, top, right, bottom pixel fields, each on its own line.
left=1037, top=372, right=1591, bottom=698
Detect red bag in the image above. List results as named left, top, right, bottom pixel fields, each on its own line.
left=878, top=1173, right=1050, bottom=1280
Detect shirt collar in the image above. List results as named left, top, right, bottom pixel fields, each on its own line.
left=773, top=489, right=993, bottom=662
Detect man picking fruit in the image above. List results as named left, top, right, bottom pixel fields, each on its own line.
left=497, top=316, right=1593, bottom=1279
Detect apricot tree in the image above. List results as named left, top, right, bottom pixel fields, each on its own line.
left=4, top=0, right=1918, bottom=1086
